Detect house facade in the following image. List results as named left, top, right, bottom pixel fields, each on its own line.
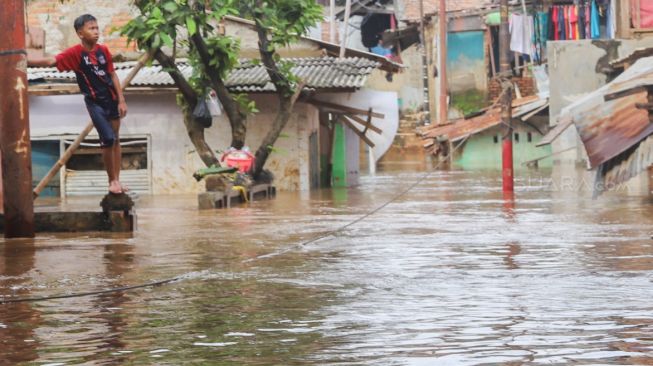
left=25, top=1, right=400, bottom=197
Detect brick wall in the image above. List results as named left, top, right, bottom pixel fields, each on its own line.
left=26, top=0, right=137, bottom=55
left=488, top=76, right=536, bottom=101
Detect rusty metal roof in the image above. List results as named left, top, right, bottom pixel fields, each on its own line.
left=536, top=116, right=572, bottom=147
left=421, top=96, right=548, bottom=142
left=598, top=134, right=653, bottom=191
left=28, top=56, right=379, bottom=93
left=422, top=108, right=502, bottom=142
left=556, top=57, right=653, bottom=169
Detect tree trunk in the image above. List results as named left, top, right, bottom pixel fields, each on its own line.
left=183, top=107, right=220, bottom=167
left=253, top=97, right=292, bottom=179
left=213, top=82, right=247, bottom=149
left=251, top=18, right=304, bottom=179
left=155, top=49, right=219, bottom=167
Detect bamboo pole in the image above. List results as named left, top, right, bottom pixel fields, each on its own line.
left=33, top=50, right=155, bottom=198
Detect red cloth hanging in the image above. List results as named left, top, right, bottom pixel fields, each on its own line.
left=633, top=0, right=653, bottom=28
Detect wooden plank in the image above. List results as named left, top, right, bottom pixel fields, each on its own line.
left=341, top=116, right=375, bottom=147
left=309, top=99, right=385, bottom=118
left=344, top=113, right=383, bottom=134
left=619, top=0, right=633, bottom=38
left=28, top=84, right=80, bottom=96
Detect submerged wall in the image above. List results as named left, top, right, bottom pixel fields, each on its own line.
left=28, top=93, right=319, bottom=194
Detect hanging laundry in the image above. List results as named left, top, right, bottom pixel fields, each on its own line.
left=570, top=5, right=578, bottom=40
left=536, top=12, right=549, bottom=41
left=534, top=11, right=549, bottom=62
left=559, top=6, right=566, bottom=40
left=510, top=13, right=535, bottom=56
left=606, top=0, right=617, bottom=39
left=548, top=6, right=556, bottom=40
left=585, top=2, right=591, bottom=38
left=564, top=6, right=573, bottom=40
left=578, top=1, right=586, bottom=39
left=591, top=0, right=600, bottom=38
left=632, top=0, right=653, bottom=28
left=551, top=6, right=559, bottom=40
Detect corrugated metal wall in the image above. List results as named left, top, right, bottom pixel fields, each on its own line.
left=65, top=169, right=151, bottom=196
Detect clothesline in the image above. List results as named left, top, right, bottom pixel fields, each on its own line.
left=507, top=0, right=616, bottom=63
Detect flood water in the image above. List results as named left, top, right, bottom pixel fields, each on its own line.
left=2, top=168, right=653, bottom=365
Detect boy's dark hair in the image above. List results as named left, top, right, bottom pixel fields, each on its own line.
left=73, top=14, right=97, bottom=32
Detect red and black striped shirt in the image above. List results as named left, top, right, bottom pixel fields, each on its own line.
left=55, top=44, right=117, bottom=102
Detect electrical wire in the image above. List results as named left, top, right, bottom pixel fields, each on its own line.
left=1, top=144, right=459, bottom=305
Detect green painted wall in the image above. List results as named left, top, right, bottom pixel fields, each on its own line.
left=453, top=126, right=553, bottom=169
left=332, top=123, right=347, bottom=187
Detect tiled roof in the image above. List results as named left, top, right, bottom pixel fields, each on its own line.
left=401, top=0, right=495, bottom=21
left=27, top=56, right=379, bottom=93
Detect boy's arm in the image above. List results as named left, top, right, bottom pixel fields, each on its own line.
left=27, top=55, right=57, bottom=68
left=110, top=71, right=127, bottom=118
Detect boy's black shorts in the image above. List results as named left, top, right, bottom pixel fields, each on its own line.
left=85, top=96, right=120, bottom=148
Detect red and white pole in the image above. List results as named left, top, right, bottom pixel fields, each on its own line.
left=499, top=0, right=514, bottom=193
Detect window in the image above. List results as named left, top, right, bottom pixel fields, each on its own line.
left=514, top=132, right=520, bottom=143
left=493, top=135, right=499, bottom=144
left=527, top=132, right=533, bottom=143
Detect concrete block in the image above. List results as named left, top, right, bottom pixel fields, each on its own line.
left=205, top=175, right=231, bottom=192
left=100, top=193, right=135, bottom=213
left=198, top=191, right=224, bottom=210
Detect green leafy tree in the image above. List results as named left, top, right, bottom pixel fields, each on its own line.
left=122, top=0, right=322, bottom=179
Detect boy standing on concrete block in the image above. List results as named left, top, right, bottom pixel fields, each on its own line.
left=29, top=14, right=128, bottom=194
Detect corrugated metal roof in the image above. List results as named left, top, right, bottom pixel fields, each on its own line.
left=422, top=108, right=502, bottom=142
left=556, top=57, right=653, bottom=169
left=536, top=116, right=573, bottom=147
left=598, top=134, right=653, bottom=191
left=421, top=96, right=549, bottom=142
left=28, top=56, right=378, bottom=92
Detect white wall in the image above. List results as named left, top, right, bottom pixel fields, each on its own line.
left=29, top=93, right=319, bottom=194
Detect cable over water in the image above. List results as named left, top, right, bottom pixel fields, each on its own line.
left=1, top=153, right=454, bottom=304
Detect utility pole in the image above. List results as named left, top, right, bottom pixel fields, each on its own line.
left=339, top=0, right=352, bottom=58
left=419, top=0, right=431, bottom=125
left=436, top=0, right=447, bottom=125
left=499, top=0, right=514, bottom=192
left=0, top=0, right=35, bottom=238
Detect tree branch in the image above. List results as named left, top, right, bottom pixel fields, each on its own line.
left=254, top=19, right=292, bottom=97
left=189, top=32, right=247, bottom=148
left=189, top=33, right=245, bottom=121
left=154, top=49, right=197, bottom=103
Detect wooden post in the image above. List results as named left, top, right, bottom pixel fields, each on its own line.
left=0, top=149, right=3, bottom=214
left=33, top=51, right=155, bottom=198
left=0, top=0, right=34, bottom=237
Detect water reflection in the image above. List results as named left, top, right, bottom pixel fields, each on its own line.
left=0, top=240, right=40, bottom=364
left=0, top=169, right=652, bottom=364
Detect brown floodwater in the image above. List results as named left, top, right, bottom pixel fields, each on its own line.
left=1, top=168, right=653, bottom=365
